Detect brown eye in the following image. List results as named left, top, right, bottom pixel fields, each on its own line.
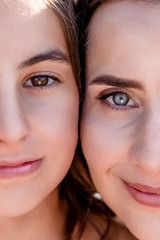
left=23, top=75, right=58, bottom=88
left=31, top=76, right=48, bottom=86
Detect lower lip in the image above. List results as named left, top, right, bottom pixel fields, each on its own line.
left=0, top=159, right=42, bottom=178
left=123, top=181, right=160, bottom=207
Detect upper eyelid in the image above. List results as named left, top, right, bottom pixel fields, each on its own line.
left=96, top=87, right=136, bottom=100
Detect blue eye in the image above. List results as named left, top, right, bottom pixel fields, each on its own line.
left=112, top=92, right=129, bottom=106
left=23, top=75, right=58, bottom=88
left=97, top=90, right=138, bottom=111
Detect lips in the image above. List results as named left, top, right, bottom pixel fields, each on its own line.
left=123, top=180, right=160, bottom=207
left=0, top=158, right=42, bottom=178
left=125, top=181, right=160, bottom=194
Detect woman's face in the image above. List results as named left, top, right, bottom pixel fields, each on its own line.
left=81, top=2, right=160, bottom=240
left=0, top=0, right=79, bottom=217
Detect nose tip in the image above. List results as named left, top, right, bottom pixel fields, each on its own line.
left=130, top=140, right=160, bottom=175
left=0, top=101, right=29, bottom=146
left=0, top=118, right=28, bottom=145
left=130, top=115, right=160, bottom=175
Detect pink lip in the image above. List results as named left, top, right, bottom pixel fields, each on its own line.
left=0, top=159, right=42, bottom=178
left=123, top=181, right=160, bottom=207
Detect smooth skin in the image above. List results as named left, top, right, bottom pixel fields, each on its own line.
left=81, top=1, right=160, bottom=240
left=0, top=0, right=79, bottom=239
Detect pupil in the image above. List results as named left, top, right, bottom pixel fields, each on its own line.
left=31, top=76, right=48, bottom=86
left=113, top=92, right=129, bottom=106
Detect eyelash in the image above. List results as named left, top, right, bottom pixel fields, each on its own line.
left=23, top=74, right=60, bottom=90
left=97, top=89, right=139, bottom=111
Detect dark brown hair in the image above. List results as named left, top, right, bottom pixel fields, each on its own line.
left=45, top=1, right=114, bottom=239
left=76, top=0, right=111, bottom=91
left=45, top=0, right=81, bottom=88
left=42, top=1, right=113, bottom=239
left=43, top=1, right=82, bottom=239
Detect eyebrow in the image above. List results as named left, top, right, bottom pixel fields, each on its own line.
left=89, top=75, right=144, bottom=90
left=18, top=48, right=69, bottom=69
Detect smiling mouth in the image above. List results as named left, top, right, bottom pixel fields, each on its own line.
left=123, top=180, right=160, bottom=207
left=0, top=159, right=42, bottom=178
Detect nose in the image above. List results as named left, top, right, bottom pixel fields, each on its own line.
left=0, top=90, right=29, bottom=145
left=130, top=106, right=160, bottom=175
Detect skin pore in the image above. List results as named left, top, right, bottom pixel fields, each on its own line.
left=0, top=0, right=79, bottom=240
left=81, top=1, right=160, bottom=240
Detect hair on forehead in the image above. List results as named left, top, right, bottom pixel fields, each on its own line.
left=43, top=0, right=80, bottom=89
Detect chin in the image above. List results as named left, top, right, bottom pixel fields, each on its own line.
left=131, top=230, right=160, bottom=240
left=126, top=219, right=160, bottom=240
left=0, top=199, right=39, bottom=218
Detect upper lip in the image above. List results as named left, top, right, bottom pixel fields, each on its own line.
left=0, top=158, right=41, bottom=167
left=124, top=181, right=160, bottom=194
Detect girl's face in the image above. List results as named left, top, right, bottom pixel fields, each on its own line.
left=81, top=2, right=160, bottom=240
left=0, top=0, right=79, bottom=217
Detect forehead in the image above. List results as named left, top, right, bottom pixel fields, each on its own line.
left=0, top=0, right=67, bottom=60
left=0, top=0, right=47, bottom=16
left=0, top=0, right=62, bottom=34
left=86, top=1, right=160, bottom=81
left=88, top=1, right=160, bottom=45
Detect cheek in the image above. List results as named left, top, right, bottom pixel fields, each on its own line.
left=30, top=90, right=78, bottom=127
left=80, top=105, right=136, bottom=177
left=26, top=91, right=79, bottom=162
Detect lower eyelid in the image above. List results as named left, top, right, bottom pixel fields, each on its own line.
left=101, top=98, right=138, bottom=111
left=97, top=87, right=135, bottom=98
